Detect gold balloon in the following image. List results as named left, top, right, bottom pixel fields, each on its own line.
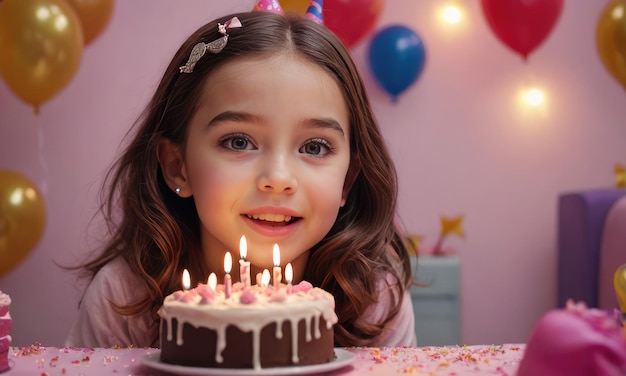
left=0, top=170, right=46, bottom=278
left=281, top=0, right=309, bottom=15
left=597, top=0, right=626, bottom=90
left=65, top=0, right=114, bottom=46
left=0, top=0, right=84, bottom=113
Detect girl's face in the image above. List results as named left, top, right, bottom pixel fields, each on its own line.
left=182, top=53, right=351, bottom=275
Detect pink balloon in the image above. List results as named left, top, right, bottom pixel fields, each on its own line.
left=324, top=0, right=385, bottom=49
left=481, top=0, right=564, bottom=59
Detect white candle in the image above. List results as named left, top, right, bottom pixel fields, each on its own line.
left=261, top=269, right=271, bottom=288
left=285, top=263, right=293, bottom=294
left=239, top=235, right=251, bottom=288
left=224, top=252, right=232, bottom=298
left=208, top=272, right=217, bottom=291
left=182, top=269, right=191, bottom=291
left=272, top=243, right=282, bottom=289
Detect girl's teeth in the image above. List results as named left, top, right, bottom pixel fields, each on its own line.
left=246, top=214, right=292, bottom=222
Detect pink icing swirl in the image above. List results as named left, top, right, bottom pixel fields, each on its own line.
left=196, top=284, right=218, bottom=304
left=291, top=281, right=313, bottom=294
left=239, top=289, right=257, bottom=304
left=173, top=291, right=184, bottom=300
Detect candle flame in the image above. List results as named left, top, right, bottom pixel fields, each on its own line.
left=240, top=235, right=247, bottom=260
left=224, top=252, right=232, bottom=274
left=261, top=269, right=271, bottom=287
left=273, top=244, right=280, bottom=267
left=208, top=272, right=217, bottom=291
left=285, top=263, right=293, bottom=283
left=182, top=269, right=191, bottom=290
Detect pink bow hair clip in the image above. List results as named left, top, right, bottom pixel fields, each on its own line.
left=179, top=17, right=242, bottom=74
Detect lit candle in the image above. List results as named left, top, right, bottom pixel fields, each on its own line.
left=239, top=235, right=251, bottom=288
left=208, top=272, right=217, bottom=291
left=224, top=252, right=232, bottom=298
left=285, top=262, right=293, bottom=294
left=261, top=269, right=271, bottom=288
left=182, top=269, right=191, bottom=291
left=272, top=244, right=282, bottom=289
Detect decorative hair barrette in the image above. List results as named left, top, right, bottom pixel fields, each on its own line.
left=179, top=16, right=242, bottom=74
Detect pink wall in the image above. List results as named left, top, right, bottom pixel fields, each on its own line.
left=1, top=0, right=625, bottom=347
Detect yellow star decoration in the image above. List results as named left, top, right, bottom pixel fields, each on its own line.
left=616, top=164, right=626, bottom=189
left=440, top=215, right=465, bottom=239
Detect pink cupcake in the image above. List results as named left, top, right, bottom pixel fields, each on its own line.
left=518, top=300, right=626, bottom=375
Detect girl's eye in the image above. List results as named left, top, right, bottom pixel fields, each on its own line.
left=219, top=134, right=254, bottom=151
left=300, top=138, right=332, bottom=156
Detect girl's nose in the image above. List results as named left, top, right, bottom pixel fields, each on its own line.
left=256, top=154, right=298, bottom=194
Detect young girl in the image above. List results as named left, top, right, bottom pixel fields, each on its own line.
left=66, top=9, right=416, bottom=349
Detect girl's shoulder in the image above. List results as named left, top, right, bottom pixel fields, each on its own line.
left=89, top=256, right=148, bottom=303
left=95, top=256, right=135, bottom=282
left=361, top=269, right=417, bottom=347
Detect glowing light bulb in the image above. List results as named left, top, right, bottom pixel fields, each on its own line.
left=525, top=88, right=544, bottom=107
left=611, top=4, right=624, bottom=20
left=443, top=5, right=462, bottom=24
left=613, top=264, right=626, bottom=313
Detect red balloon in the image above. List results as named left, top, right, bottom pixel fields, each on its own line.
left=480, top=0, right=564, bottom=59
left=324, top=0, right=385, bottom=49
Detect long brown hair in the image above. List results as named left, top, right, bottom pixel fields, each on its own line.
left=77, top=11, right=411, bottom=347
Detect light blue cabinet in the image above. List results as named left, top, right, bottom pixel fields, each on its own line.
left=410, top=255, right=461, bottom=346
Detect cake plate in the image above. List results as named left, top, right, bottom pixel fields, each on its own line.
left=141, top=348, right=356, bottom=375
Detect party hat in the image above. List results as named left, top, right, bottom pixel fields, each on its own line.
left=253, top=0, right=284, bottom=14
left=304, top=0, right=323, bottom=24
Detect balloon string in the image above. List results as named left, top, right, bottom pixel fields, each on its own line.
left=37, top=117, right=48, bottom=195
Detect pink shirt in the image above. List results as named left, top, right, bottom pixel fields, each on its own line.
left=65, top=257, right=157, bottom=348
left=66, top=257, right=416, bottom=348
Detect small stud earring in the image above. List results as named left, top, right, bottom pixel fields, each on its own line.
left=175, top=187, right=181, bottom=195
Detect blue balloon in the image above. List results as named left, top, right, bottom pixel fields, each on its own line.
left=367, top=25, right=426, bottom=101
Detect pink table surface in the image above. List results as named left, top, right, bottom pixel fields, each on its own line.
left=5, top=343, right=525, bottom=375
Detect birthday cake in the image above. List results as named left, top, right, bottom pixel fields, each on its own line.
left=158, top=280, right=338, bottom=370
left=517, top=300, right=626, bottom=375
left=0, top=291, right=11, bottom=373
